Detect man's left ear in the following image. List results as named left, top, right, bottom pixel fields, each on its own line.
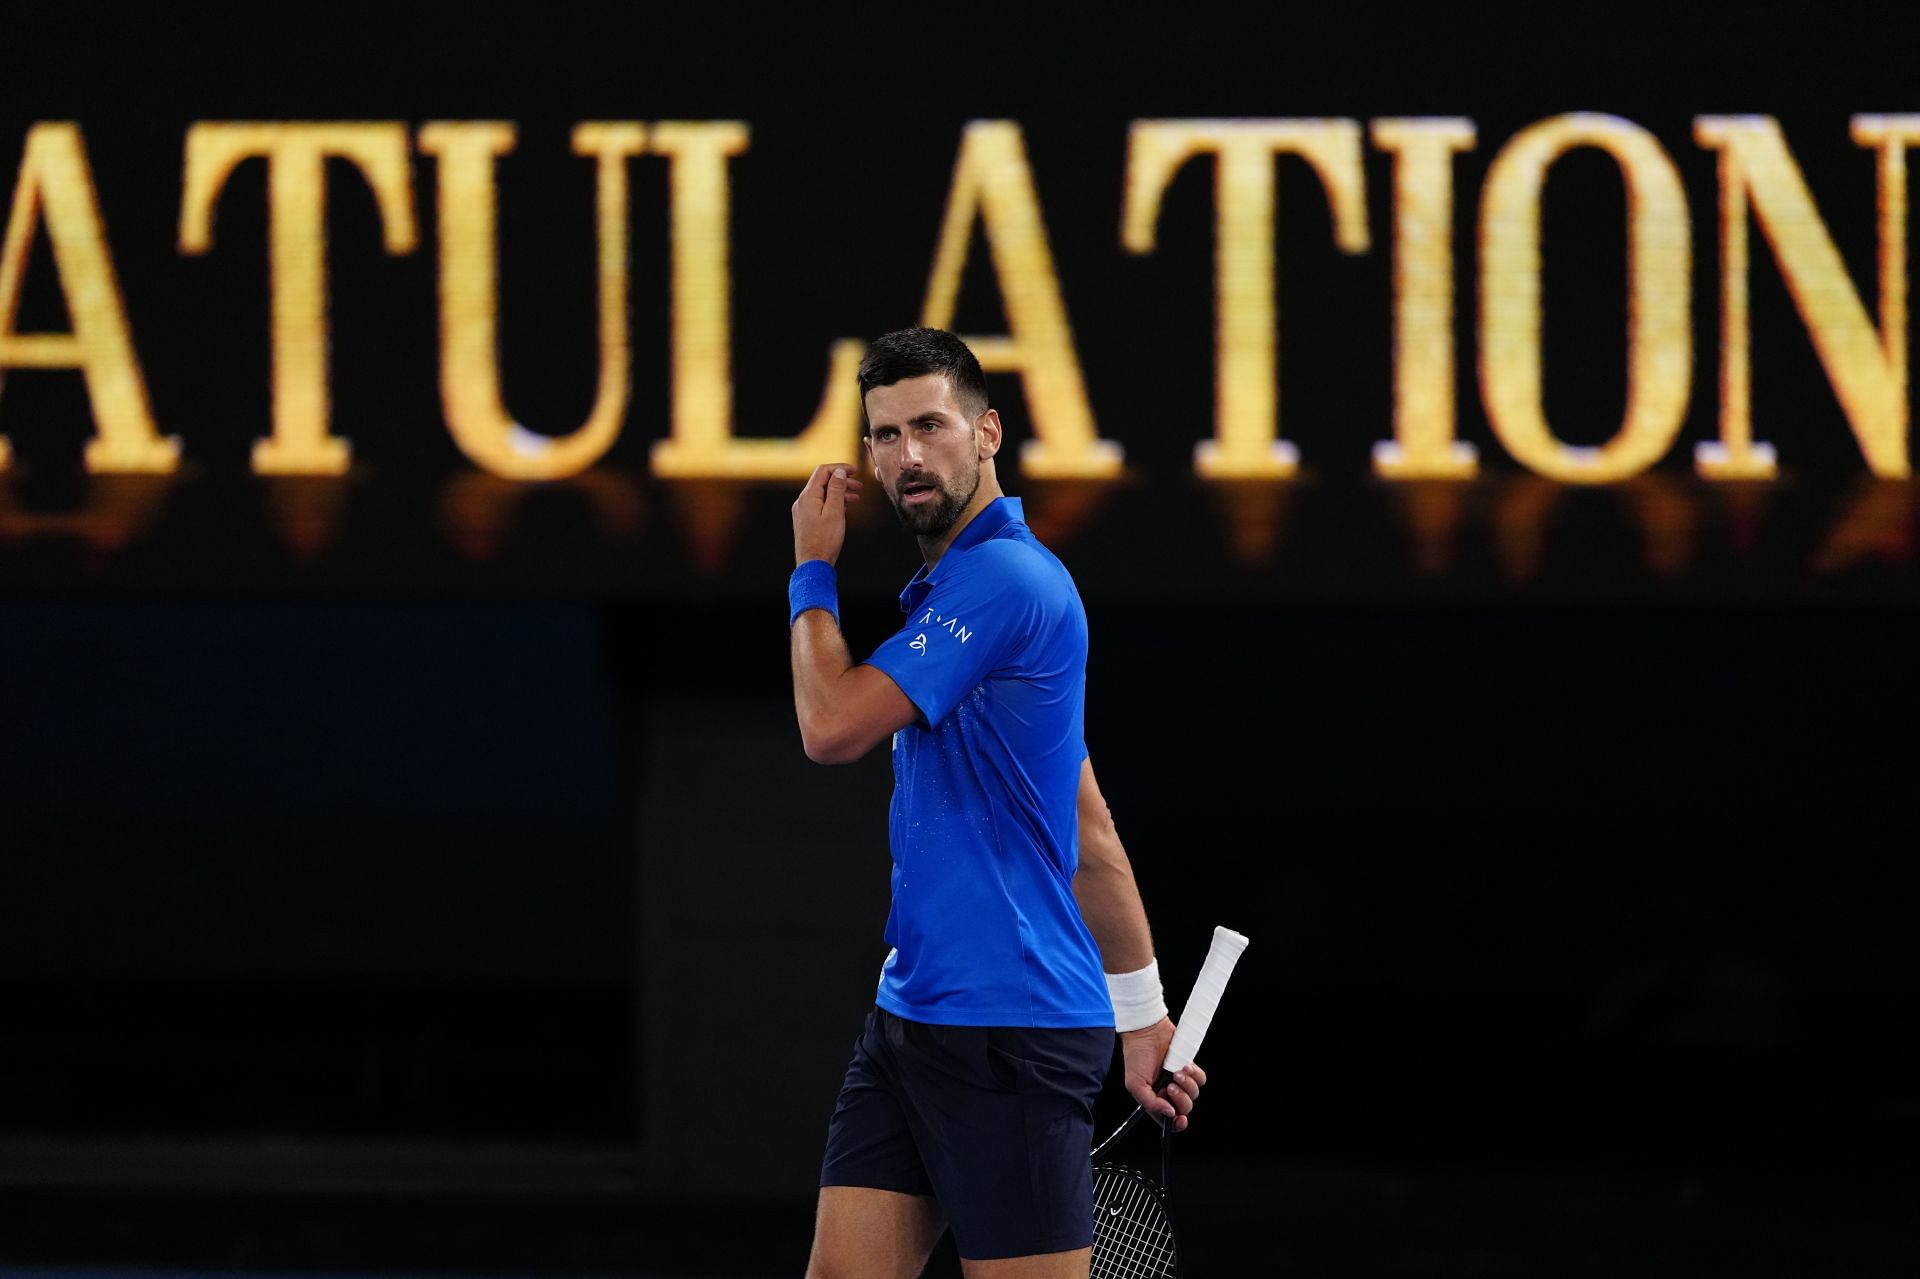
left=977, top=408, right=1003, bottom=461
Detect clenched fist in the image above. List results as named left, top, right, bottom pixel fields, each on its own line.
left=1121, top=1016, right=1207, bottom=1132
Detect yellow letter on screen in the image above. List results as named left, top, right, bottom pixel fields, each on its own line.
left=1124, top=119, right=1370, bottom=479
left=647, top=123, right=864, bottom=480
left=179, top=123, right=417, bottom=475
left=1695, top=115, right=1919, bottom=480
left=0, top=123, right=177, bottom=473
left=1479, top=113, right=1691, bottom=483
left=421, top=122, right=646, bottom=480
left=1371, top=119, right=1478, bottom=480
left=919, top=121, right=1118, bottom=478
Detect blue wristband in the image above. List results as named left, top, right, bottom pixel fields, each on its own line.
left=789, top=559, right=840, bottom=627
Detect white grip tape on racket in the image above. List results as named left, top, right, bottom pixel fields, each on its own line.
left=1162, top=925, right=1249, bottom=1073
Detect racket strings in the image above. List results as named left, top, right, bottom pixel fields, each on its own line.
left=1091, top=1167, right=1178, bottom=1278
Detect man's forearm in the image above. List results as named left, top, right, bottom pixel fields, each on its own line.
left=792, top=610, right=858, bottom=761
left=1074, top=828, right=1155, bottom=972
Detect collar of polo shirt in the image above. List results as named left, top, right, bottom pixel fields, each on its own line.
left=898, top=497, right=1025, bottom=615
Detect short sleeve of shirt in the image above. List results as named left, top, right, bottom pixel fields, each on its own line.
left=865, top=544, right=1048, bottom=728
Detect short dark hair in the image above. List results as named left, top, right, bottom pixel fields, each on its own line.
left=856, top=328, right=989, bottom=432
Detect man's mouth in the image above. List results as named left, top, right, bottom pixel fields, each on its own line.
left=900, top=480, right=939, bottom=504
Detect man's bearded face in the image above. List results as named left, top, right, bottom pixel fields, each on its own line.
left=863, top=375, right=987, bottom=540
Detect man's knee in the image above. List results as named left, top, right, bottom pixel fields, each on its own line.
left=807, top=1185, right=945, bottom=1279
left=958, top=1248, right=1094, bottom=1279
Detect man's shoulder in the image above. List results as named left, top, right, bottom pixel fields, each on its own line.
left=949, top=531, right=1075, bottom=600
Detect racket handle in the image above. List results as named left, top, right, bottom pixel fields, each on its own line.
left=1162, top=925, right=1249, bottom=1073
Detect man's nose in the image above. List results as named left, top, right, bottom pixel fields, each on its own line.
left=898, top=433, right=925, bottom=467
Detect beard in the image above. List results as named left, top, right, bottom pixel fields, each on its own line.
left=889, top=463, right=979, bottom=539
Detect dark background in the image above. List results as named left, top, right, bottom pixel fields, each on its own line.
left=3, top=5, right=1918, bottom=1275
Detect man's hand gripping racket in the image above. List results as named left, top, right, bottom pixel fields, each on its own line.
left=1091, top=926, right=1250, bottom=1279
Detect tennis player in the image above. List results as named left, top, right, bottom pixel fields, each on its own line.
left=788, top=328, right=1205, bottom=1277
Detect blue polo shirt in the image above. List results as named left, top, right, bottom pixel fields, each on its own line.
left=862, top=497, right=1112, bottom=1028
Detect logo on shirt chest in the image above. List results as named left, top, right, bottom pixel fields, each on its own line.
left=914, top=608, right=973, bottom=644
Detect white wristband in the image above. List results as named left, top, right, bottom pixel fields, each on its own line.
left=1105, top=959, right=1168, bottom=1033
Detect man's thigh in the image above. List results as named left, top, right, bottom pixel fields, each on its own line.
left=807, top=1185, right=945, bottom=1279
left=816, top=1011, right=1110, bottom=1267
left=899, top=1020, right=1109, bottom=1262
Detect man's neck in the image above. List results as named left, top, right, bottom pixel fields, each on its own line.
left=918, top=478, right=1006, bottom=567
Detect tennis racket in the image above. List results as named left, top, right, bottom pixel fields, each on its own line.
left=1090, top=925, right=1250, bottom=1278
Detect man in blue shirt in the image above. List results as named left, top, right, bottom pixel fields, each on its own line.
left=788, top=328, right=1204, bottom=1277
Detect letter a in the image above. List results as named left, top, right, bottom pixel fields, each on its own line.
left=921, top=121, right=1120, bottom=478
left=0, top=123, right=177, bottom=473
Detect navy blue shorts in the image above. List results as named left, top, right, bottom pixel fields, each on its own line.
left=819, top=1006, right=1112, bottom=1260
